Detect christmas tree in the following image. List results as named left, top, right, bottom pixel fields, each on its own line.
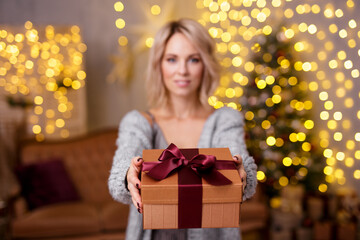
left=240, top=26, right=325, bottom=198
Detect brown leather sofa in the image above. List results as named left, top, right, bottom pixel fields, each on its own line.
left=10, top=129, right=129, bottom=240
left=10, top=129, right=268, bottom=240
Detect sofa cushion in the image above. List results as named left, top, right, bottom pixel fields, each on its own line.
left=11, top=202, right=101, bottom=238
left=15, top=159, right=80, bottom=210
left=99, top=202, right=129, bottom=231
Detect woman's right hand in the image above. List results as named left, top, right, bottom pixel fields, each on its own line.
left=126, top=156, right=143, bottom=213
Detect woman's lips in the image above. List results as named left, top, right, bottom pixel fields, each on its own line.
left=174, top=80, right=191, bottom=87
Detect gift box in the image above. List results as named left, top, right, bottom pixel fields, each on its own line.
left=141, top=144, right=243, bottom=229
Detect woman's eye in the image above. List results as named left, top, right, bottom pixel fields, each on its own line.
left=189, top=58, right=200, bottom=63
left=166, top=58, right=176, bottom=62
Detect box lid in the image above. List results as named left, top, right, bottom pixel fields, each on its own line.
left=141, top=148, right=243, bottom=204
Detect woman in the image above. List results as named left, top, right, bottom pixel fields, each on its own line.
left=108, top=18, right=257, bottom=240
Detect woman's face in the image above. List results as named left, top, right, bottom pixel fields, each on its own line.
left=161, top=33, right=204, bottom=99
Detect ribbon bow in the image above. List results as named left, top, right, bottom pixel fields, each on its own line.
left=144, top=143, right=233, bottom=186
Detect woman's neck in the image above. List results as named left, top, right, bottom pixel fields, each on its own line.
left=155, top=94, right=208, bottom=119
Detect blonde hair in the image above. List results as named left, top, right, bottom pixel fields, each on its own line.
left=146, top=18, right=220, bottom=108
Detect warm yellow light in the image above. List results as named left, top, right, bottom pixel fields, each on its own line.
left=326, top=157, right=336, bottom=166
left=334, top=8, right=343, bottom=18
left=227, top=102, right=237, bottom=110
left=270, top=197, right=281, bottom=209
left=327, top=120, right=337, bottom=129
left=339, top=29, right=348, bottom=38
left=279, top=176, right=289, bottom=187
left=336, top=152, right=345, bottom=161
left=115, top=18, right=126, bottom=29
left=349, top=19, right=357, bottom=29
left=304, top=101, right=312, bottom=110
left=241, top=16, right=251, bottom=26
left=34, top=96, right=43, bottom=105
left=325, top=41, right=334, bottom=51
left=266, top=136, right=276, bottom=146
left=344, top=98, right=354, bottom=108
left=77, top=70, right=86, bottom=80
left=209, top=2, right=219, bottom=12
left=151, top=5, right=161, bottom=15
left=232, top=56, right=242, bottom=67
left=324, top=166, right=333, bottom=175
left=256, top=0, right=266, bottom=8
left=348, top=39, right=356, bottom=48
left=324, top=8, right=334, bottom=18
left=351, top=69, right=359, bottom=78
left=221, top=32, right=231, bottom=42
left=32, top=125, right=42, bottom=134
left=296, top=5, right=306, bottom=14
left=284, top=9, right=294, bottom=18
left=263, top=25, right=272, bottom=35
left=355, top=132, right=360, bottom=142
left=318, top=184, right=328, bottom=193
left=145, top=37, right=154, bottom=48
left=342, top=120, right=351, bottom=129
left=304, top=120, right=314, bottom=129
left=244, top=62, right=254, bottom=72
left=220, top=1, right=230, bottom=12
left=308, top=24, right=317, bottom=34
left=55, top=119, right=65, bottom=128
left=261, top=120, right=271, bottom=130
left=114, top=2, right=124, bottom=12
left=302, top=142, right=311, bottom=152
left=118, top=36, right=128, bottom=46
left=317, top=51, right=327, bottom=61
left=272, top=0, right=281, bottom=8
left=225, top=88, right=235, bottom=98
left=324, top=148, right=333, bottom=158
left=46, top=109, right=55, bottom=118
left=325, top=175, right=335, bottom=183
left=346, top=140, right=355, bottom=150
left=345, top=157, right=354, bottom=167
left=289, top=133, right=297, bottom=142
left=334, top=132, right=343, bottom=141
left=324, top=101, right=333, bottom=110
left=328, top=59, right=338, bottom=69
left=257, top=171, right=266, bottom=181
left=283, top=157, right=292, bottom=167
left=214, top=101, right=224, bottom=109
left=60, top=129, right=70, bottom=138
left=245, top=111, right=254, bottom=120
left=256, top=79, right=266, bottom=89
left=272, top=95, right=281, bottom=104
left=354, top=170, right=360, bottom=179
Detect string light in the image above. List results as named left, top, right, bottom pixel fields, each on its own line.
left=197, top=0, right=360, bottom=188
left=0, top=21, right=86, bottom=140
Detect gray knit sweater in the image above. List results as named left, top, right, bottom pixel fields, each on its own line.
left=108, top=107, right=258, bottom=240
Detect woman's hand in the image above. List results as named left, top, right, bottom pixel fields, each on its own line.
left=233, top=155, right=247, bottom=191
left=126, top=156, right=143, bottom=213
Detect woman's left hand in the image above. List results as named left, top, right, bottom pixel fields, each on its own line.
left=233, top=155, right=246, bottom=191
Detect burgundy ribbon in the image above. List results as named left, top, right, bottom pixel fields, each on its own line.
left=142, top=143, right=235, bottom=186
left=142, top=143, right=236, bottom=228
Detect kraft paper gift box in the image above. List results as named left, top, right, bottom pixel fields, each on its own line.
left=141, top=143, right=243, bottom=229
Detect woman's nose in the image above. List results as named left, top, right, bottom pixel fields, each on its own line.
left=178, top=60, right=188, bottom=75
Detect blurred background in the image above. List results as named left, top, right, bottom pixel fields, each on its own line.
left=0, top=0, right=359, bottom=239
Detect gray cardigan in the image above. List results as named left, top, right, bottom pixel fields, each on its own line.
left=108, top=107, right=258, bottom=240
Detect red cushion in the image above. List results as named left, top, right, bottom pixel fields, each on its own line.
left=15, top=159, right=80, bottom=210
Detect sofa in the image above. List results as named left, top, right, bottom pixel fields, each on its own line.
left=9, top=128, right=268, bottom=240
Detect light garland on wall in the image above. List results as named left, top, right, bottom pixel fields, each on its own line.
left=0, top=21, right=87, bottom=141
left=113, top=0, right=360, bottom=190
